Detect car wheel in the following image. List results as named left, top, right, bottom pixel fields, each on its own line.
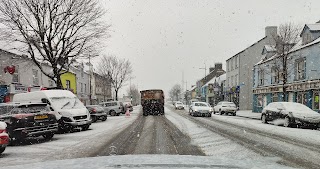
left=110, top=110, right=116, bottom=116
left=219, top=109, right=222, bottom=115
left=101, top=116, right=107, bottom=121
left=43, top=133, right=54, bottom=140
left=82, top=125, right=90, bottom=131
left=208, top=113, right=212, bottom=117
left=233, top=113, right=236, bottom=116
left=283, top=116, right=292, bottom=128
left=261, top=114, right=268, bottom=124
left=0, top=147, right=5, bottom=154
left=91, top=116, right=97, bottom=123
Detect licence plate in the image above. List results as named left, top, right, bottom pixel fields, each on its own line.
left=34, top=115, right=48, bottom=120
left=78, top=121, right=86, bottom=125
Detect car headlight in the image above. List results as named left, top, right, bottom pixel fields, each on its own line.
left=194, top=109, right=198, bottom=112
left=209, top=108, right=213, bottom=111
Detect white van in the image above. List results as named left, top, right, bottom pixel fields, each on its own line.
left=13, top=90, right=91, bottom=132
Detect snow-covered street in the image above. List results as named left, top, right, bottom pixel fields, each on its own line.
left=1, top=104, right=320, bottom=169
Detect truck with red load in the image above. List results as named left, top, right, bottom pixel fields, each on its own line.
left=140, top=89, right=164, bottom=116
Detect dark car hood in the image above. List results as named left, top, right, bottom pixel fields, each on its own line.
left=2, top=155, right=294, bottom=169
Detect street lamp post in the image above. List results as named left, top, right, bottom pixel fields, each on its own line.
left=199, top=63, right=207, bottom=80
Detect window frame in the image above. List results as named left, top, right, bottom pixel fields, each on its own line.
left=32, top=69, right=39, bottom=85
left=295, top=58, right=306, bottom=81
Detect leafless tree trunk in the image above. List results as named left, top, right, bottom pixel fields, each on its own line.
left=97, top=55, right=133, bottom=101
left=170, top=84, right=182, bottom=101
left=271, top=23, right=301, bottom=100
left=0, top=0, right=109, bottom=88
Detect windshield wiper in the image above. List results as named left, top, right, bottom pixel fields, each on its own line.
left=71, top=98, right=77, bottom=108
left=61, top=101, right=70, bottom=109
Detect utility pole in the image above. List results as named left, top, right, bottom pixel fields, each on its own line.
left=88, top=55, right=92, bottom=105
left=199, top=63, right=207, bottom=80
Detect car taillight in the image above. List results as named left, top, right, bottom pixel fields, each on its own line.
left=92, top=108, right=96, bottom=113
left=0, top=129, right=6, bottom=134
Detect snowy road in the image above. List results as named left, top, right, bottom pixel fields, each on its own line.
left=166, top=105, right=320, bottom=169
left=1, top=104, right=320, bottom=169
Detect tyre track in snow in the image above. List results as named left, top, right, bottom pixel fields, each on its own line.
left=96, top=109, right=204, bottom=156
left=168, top=106, right=320, bottom=169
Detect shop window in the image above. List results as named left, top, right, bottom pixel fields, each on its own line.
left=257, top=95, right=263, bottom=107
left=272, top=93, right=278, bottom=102
left=313, top=92, right=319, bottom=110
left=12, top=66, right=19, bottom=83
left=297, top=92, right=307, bottom=105
left=66, top=80, right=71, bottom=89
left=32, top=69, right=39, bottom=85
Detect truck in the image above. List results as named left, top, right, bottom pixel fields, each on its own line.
left=140, top=89, right=164, bottom=116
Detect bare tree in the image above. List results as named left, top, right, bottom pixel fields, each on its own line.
left=271, top=23, right=301, bottom=100
left=169, top=84, right=182, bottom=101
left=0, top=0, right=108, bottom=88
left=97, top=55, right=133, bottom=101
left=127, top=84, right=140, bottom=105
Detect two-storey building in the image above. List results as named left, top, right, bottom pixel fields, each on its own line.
left=226, top=26, right=277, bottom=109
left=253, top=22, right=320, bottom=112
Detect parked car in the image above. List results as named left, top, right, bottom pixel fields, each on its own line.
left=213, top=101, right=237, bottom=116
left=0, top=121, right=9, bottom=154
left=189, top=102, right=212, bottom=117
left=0, top=103, right=58, bottom=141
left=99, top=101, right=124, bottom=116
left=12, top=90, right=92, bottom=132
left=86, top=105, right=107, bottom=122
left=174, top=101, right=184, bottom=110
left=261, top=102, right=320, bottom=129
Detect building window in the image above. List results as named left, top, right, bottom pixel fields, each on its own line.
left=227, top=62, right=229, bottom=72
left=32, top=69, right=39, bottom=85
left=295, top=58, right=306, bottom=80
left=235, top=56, right=238, bottom=68
left=48, top=79, right=54, bottom=87
left=297, top=92, right=307, bottom=105
left=231, top=58, right=234, bottom=70
left=84, top=84, right=87, bottom=93
left=227, top=77, right=230, bottom=87
left=231, top=76, right=234, bottom=87
left=271, top=67, right=279, bottom=84
left=235, top=74, right=238, bottom=86
left=66, top=80, right=71, bottom=89
left=80, top=83, right=83, bottom=93
left=12, top=65, right=19, bottom=83
left=272, top=93, right=278, bottom=102
left=313, top=92, right=319, bottom=110
left=258, top=70, right=264, bottom=86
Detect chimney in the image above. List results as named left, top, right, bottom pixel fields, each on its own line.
left=265, top=26, right=277, bottom=38
left=209, top=67, right=214, bottom=73
left=214, top=63, right=222, bottom=70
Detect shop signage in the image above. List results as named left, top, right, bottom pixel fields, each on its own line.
left=9, top=84, right=27, bottom=94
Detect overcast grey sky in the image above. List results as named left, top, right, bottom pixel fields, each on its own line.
left=94, top=0, right=320, bottom=96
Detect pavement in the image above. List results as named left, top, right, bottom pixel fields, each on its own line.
left=236, top=110, right=261, bottom=120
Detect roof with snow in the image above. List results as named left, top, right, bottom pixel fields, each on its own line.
left=300, top=24, right=320, bottom=37
left=203, top=74, right=226, bottom=87
left=264, top=45, right=276, bottom=52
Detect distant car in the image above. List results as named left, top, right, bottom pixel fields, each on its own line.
left=174, top=102, right=184, bottom=110
left=261, top=102, right=320, bottom=129
left=189, top=102, right=212, bottom=117
left=86, top=105, right=107, bottom=122
left=0, top=121, right=9, bottom=154
left=99, top=101, right=124, bottom=116
left=0, top=103, right=58, bottom=141
left=213, top=101, right=237, bottom=116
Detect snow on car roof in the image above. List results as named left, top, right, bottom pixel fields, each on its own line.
left=39, top=90, right=76, bottom=98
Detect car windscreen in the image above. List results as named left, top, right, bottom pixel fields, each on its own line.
left=0, top=105, right=15, bottom=115
left=50, top=97, right=85, bottom=110
left=194, top=103, right=208, bottom=107
left=282, top=103, right=318, bottom=114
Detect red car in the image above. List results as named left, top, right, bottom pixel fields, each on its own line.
left=0, top=121, right=9, bottom=154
